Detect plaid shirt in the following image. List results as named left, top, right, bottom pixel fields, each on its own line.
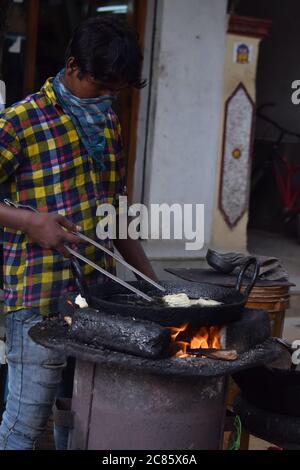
left=0, top=77, right=127, bottom=315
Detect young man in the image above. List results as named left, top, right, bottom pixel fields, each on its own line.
left=0, top=15, right=157, bottom=450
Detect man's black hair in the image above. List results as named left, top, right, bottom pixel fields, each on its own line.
left=65, top=15, right=146, bottom=89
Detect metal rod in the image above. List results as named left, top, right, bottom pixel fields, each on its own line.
left=66, top=246, right=153, bottom=303
left=74, top=232, right=165, bottom=293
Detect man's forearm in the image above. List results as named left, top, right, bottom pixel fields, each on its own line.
left=114, top=238, right=158, bottom=282
left=0, top=204, right=32, bottom=231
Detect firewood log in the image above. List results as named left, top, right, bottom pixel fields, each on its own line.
left=64, top=307, right=172, bottom=360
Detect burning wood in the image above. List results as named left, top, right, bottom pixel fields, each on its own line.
left=169, top=323, right=222, bottom=358
left=187, top=347, right=238, bottom=361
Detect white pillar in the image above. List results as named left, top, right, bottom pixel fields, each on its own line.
left=142, top=0, right=227, bottom=258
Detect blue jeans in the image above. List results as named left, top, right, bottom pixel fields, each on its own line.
left=0, top=309, right=67, bottom=450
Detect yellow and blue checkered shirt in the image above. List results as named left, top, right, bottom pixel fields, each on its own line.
left=0, top=78, right=126, bottom=315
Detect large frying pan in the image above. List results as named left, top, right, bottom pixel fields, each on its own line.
left=68, top=258, right=260, bottom=327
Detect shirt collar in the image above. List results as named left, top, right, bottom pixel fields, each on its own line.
left=42, top=77, right=63, bottom=112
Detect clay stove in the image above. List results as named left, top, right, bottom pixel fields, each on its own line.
left=29, top=307, right=282, bottom=450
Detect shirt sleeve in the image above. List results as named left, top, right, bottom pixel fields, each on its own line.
left=0, top=117, right=22, bottom=184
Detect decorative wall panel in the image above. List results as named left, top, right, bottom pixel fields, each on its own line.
left=219, top=83, right=255, bottom=228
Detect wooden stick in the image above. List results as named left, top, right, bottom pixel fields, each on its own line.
left=188, top=348, right=238, bottom=361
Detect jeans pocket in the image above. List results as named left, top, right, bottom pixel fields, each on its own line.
left=41, top=349, right=67, bottom=370
left=42, top=360, right=67, bottom=370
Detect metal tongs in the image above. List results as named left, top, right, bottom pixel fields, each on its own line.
left=3, top=199, right=165, bottom=302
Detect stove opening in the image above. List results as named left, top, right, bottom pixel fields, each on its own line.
left=169, top=324, right=225, bottom=358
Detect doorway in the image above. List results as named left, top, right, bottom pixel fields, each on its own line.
left=229, top=0, right=300, bottom=252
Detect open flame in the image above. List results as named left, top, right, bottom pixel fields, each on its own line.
left=169, top=324, right=222, bottom=358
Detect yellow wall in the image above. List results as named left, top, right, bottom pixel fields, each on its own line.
left=212, top=33, right=261, bottom=252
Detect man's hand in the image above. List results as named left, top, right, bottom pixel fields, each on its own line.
left=23, top=212, right=83, bottom=258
